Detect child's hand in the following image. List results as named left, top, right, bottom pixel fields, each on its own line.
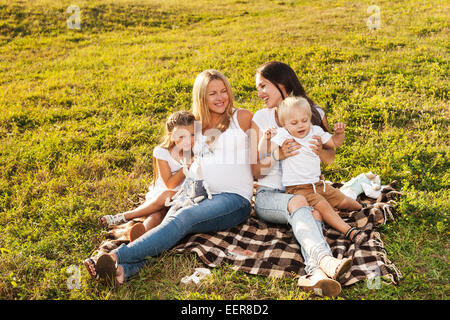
left=264, top=127, right=278, bottom=140
left=333, top=122, right=346, bottom=134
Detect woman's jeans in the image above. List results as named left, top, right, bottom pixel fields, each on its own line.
left=254, top=187, right=332, bottom=275
left=114, top=192, right=251, bottom=281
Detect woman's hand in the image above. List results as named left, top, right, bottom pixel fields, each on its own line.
left=278, top=139, right=301, bottom=160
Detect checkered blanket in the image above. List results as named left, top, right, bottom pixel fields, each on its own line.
left=96, top=182, right=403, bottom=286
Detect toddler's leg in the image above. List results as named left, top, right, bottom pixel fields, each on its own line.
left=314, top=200, right=351, bottom=235
left=336, top=196, right=362, bottom=211
left=315, top=199, right=367, bottom=244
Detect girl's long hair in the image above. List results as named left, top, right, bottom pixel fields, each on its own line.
left=256, top=61, right=327, bottom=131
left=192, top=69, right=235, bottom=143
left=152, top=110, right=195, bottom=185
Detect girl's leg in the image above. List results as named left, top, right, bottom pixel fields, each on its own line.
left=123, top=190, right=175, bottom=220
left=100, top=190, right=175, bottom=227
left=143, top=210, right=166, bottom=231
left=112, top=193, right=251, bottom=281
left=129, top=210, right=167, bottom=242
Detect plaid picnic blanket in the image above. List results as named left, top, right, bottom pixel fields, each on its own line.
left=96, top=181, right=403, bottom=286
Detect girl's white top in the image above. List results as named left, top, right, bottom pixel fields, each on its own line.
left=252, top=105, right=325, bottom=190
left=193, top=109, right=254, bottom=201
left=145, top=146, right=182, bottom=201
left=271, top=126, right=332, bottom=186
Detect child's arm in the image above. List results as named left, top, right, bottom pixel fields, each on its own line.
left=258, top=127, right=278, bottom=156
left=157, top=158, right=186, bottom=190
left=250, top=123, right=278, bottom=179
left=324, top=122, right=346, bottom=149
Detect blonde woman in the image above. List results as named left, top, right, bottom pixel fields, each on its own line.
left=85, top=70, right=253, bottom=285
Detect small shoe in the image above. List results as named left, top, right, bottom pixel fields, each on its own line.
left=319, top=255, right=353, bottom=281
left=129, top=222, right=146, bottom=242
left=298, top=268, right=341, bottom=297
left=345, top=226, right=368, bottom=245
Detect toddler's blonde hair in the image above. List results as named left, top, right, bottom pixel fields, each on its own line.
left=278, top=96, right=312, bottom=125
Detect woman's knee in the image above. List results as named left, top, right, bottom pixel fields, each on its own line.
left=287, top=195, right=309, bottom=215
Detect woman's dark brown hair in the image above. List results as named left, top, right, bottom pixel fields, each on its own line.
left=256, top=61, right=327, bottom=131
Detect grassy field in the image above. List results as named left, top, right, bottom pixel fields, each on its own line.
left=0, top=0, right=448, bottom=300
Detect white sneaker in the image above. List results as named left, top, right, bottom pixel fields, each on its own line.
left=319, top=256, right=353, bottom=280
left=297, top=268, right=341, bottom=297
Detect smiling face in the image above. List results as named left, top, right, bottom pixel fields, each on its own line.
left=206, top=79, right=230, bottom=115
left=282, top=106, right=312, bottom=139
left=171, top=124, right=195, bottom=152
left=255, top=73, right=285, bottom=109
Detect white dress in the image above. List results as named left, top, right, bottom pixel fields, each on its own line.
left=144, top=146, right=183, bottom=202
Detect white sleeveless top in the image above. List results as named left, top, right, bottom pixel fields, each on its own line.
left=193, top=109, right=254, bottom=201
left=252, top=105, right=325, bottom=190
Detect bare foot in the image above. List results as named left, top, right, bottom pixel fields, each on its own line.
left=83, top=254, right=124, bottom=285
left=83, top=258, right=97, bottom=279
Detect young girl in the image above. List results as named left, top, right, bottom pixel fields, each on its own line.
left=260, top=96, right=367, bottom=243
left=100, top=110, right=196, bottom=241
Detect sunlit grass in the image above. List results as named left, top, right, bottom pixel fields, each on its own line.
left=0, top=0, right=448, bottom=299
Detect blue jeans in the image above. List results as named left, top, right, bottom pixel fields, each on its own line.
left=114, top=192, right=251, bottom=281
left=254, top=187, right=332, bottom=275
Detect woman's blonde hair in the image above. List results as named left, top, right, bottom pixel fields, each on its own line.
left=153, top=110, right=195, bottom=184
left=192, top=69, right=235, bottom=133
left=278, top=96, right=312, bottom=126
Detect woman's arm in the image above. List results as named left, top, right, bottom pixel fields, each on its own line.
left=236, top=108, right=253, bottom=132
left=157, top=158, right=186, bottom=190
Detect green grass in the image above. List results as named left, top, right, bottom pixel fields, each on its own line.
left=0, top=0, right=448, bottom=300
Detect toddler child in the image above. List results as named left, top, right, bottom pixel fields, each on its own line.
left=260, top=96, right=366, bottom=243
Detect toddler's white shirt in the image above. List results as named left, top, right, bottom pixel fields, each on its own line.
left=271, top=126, right=332, bottom=186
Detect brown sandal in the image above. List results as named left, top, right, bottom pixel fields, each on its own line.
left=345, top=226, right=368, bottom=245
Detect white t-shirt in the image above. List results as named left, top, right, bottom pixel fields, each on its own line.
left=271, top=125, right=332, bottom=186
left=194, top=109, right=254, bottom=201
left=145, top=146, right=182, bottom=201
left=252, top=105, right=326, bottom=189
